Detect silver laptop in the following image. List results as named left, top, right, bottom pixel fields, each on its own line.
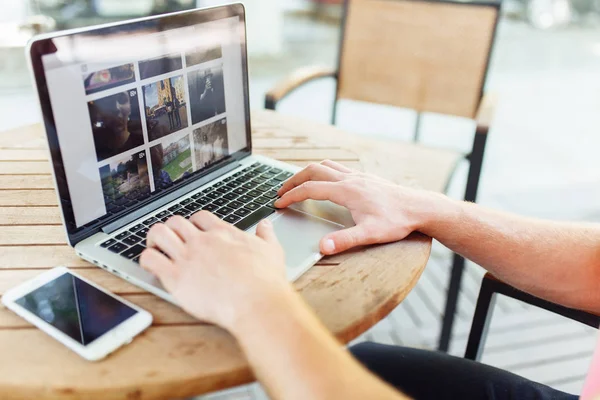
left=27, top=4, right=351, bottom=305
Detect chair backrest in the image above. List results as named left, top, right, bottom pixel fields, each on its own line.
left=336, top=0, right=500, bottom=120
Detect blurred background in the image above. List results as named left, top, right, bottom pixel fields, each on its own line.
left=1, top=0, right=600, bottom=398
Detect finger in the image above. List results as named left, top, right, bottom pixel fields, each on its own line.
left=278, top=163, right=343, bottom=197
left=190, top=210, right=230, bottom=232
left=165, top=215, right=199, bottom=242
left=147, top=223, right=186, bottom=260
left=255, top=218, right=279, bottom=246
left=275, top=181, right=343, bottom=209
left=320, top=159, right=353, bottom=173
left=140, top=248, right=177, bottom=288
left=320, top=225, right=370, bottom=255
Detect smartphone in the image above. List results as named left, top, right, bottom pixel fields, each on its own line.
left=1, top=266, right=152, bottom=361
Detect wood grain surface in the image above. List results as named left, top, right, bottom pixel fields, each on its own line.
left=0, top=110, right=432, bottom=399
left=338, top=0, right=498, bottom=119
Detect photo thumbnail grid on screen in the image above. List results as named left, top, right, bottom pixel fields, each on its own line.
left=99, top=150, right=150, bottom=213
left=193, top=118, right=228, bottom=170
left=187, top=65, right=226, bottom=126
left=138, top=53, right=183, bottom=80
left=142, top=75, right=189, bottom=142
left=186, top=43, right=222, bottom=68
left=82, top=63, right=136, bottom=95
left=88, top=90, right=144, bottom=162
left=150, top=133, right=193, bottom=190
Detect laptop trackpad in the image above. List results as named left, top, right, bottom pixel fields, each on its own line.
left=248, top=208, right=343, bottom=281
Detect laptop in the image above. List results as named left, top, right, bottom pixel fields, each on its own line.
left=27, top=4, right=352, bottom=305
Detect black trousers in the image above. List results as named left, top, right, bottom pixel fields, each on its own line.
left=350, top=342, right=578, bottom=400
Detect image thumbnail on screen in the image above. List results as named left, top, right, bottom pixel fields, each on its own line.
left=138, top=53, right=183, bottom=80
left=99, top=150, right=150, bottom=213
left=186, top=44, right=222, bottom=67
left=150, top=134, right=193, bottom=190
left=83, top=63, right=135, bottom=95
left=187, top=66, right=226, bottom=125
left=88, top=90, right=144, bottom=162
left=143, top=76, right=188, bottom=142
left=192, top=118, right=228, bottom=170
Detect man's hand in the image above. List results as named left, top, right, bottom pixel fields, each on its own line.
left=275, top=160, right=442, bottom=255
left=140, top=212, right=290, bottom=330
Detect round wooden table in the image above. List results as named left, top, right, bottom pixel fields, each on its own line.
left=0, top=110, right=431, bottom=400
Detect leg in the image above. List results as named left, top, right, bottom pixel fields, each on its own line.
left=350, top=342, right=577, bottom=400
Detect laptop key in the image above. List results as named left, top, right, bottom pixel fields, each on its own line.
left=270, top=168, right=282, bottom=174
left=238, top=195, right=253, bottom=204
left=223, top=192, right=238, bottom=201
left=129, top=224, right=144, bottom=233
left=214, top=181, right=223, bottom=187
left=228, top=200, right=243, bottom=209
left=137, top=227, right=150, bottom=237
left=264, top=180, right=279, bottom=187
left=217, top=186, right=231, bottom=194
left=234, top=207, right=275, bottom=231
left=216, top=206, right=234, bottom=216
left=143, top=216, right=157, bottom=225
left=100, top=238, right=117, bottom=248
left=213, top=198, right=229, bottom=206
left=255, top=165, right=271, bottom=173
left=180, top=198, right=193, bottom=205
left=241, top=182, right=255, bottom=190
left=115, top=232, right=129, bottom=241
left=254, top=196, right=271, bottom=205
left=122, top=236, right=141, bottom=246
left=121, top=245, right=144, bottom=259
left=223, top=214, right=241, bottom=224
left=266, top=190, right=279, bottom=198
left=156, top=210, right=170, bottom=219
left=168, top=204, right=181, bottom=212
left=203, top=203, right=219, bottom=212
left=253, top=177, right=267, bottom=184
left=107, top=242, right=128, bottom=254
left=256, top=185, right=270, bottom=192
left=245, top=202, right=260, bottom=211
left=192, top=192, right=203, bottom=199
left=234, top=208, right=251, bottom=217
left=185, top=202, right=202, bottom=212
left=246, top=190, right=261, bottom=198
left=233, top=187, right=246, bottom=195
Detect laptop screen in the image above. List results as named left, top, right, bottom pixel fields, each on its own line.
left=31, top=5, right=250, bottom=240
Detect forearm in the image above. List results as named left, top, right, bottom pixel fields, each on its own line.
left=229, top=286, right=407, bottom=400
left=417, top=194, right=600, bottom=313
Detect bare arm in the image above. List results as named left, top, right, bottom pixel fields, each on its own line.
left=141, top=212, right=407, bottom=400
left=421, top=200, right=600, bottom=314
left=276, top=160, right=600, bottom=314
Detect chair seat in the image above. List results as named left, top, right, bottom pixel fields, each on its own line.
left=252, top=109, right=464, bottom=193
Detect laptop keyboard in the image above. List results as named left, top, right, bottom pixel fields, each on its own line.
left=99, top=162, right=294, bottom=264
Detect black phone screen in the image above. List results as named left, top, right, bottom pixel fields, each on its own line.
left=15, top=272, right=137, bottom=345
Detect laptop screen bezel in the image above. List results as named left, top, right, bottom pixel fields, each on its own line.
left=28, top=4, right=252, bottom=246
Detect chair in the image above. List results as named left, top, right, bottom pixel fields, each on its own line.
left=465, top=273, right=600, bottom=362
left=264, top=0, right=502, bottom=351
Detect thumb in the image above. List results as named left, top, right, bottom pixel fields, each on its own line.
left=320, top=225, right=369, bottom=255
left=256, top=218, right=279, bottom=246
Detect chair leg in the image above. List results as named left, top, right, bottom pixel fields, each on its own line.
left=438, top=132, right=489, bottom=352
left=438, top=253, right=464, bottom=352
left=413, top=112, right=422, bottom=142
left=464, top=277, right=497, bottom=361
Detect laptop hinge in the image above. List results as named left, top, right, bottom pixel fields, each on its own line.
left=102, top=160, right=242, bottom=234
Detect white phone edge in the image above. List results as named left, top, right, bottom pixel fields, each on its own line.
left=1, top=266, right=153, bottom=361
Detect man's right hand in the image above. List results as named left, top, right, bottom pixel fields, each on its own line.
left=275, top=160, right=447, bottom=255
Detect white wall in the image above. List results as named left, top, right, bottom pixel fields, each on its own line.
left=196, top=0, right=283, bottom=56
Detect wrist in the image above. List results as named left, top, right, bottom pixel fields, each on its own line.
left=224, top=281, right=300, bottom=338
left=407, top=189, right=463, bottom=235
